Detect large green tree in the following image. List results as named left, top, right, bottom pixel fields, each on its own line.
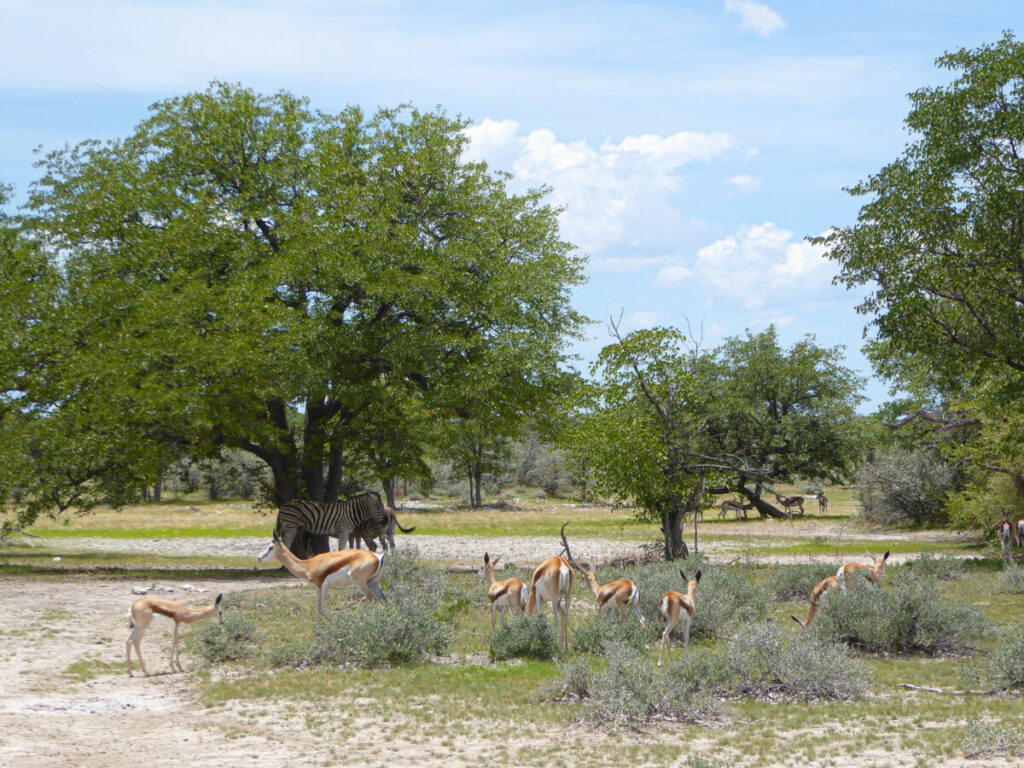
left=11, top=83, right=585, bottom=534
left=819, top=33, right=1024, bottom=509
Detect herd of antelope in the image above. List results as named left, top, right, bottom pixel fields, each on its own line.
left=124, top=496, right=1020, bottom=677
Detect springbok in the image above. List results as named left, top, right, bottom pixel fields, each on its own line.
left=479, top=552, right=529, bottom=631
left=559, top=523, right=644, bottom=628
left=775, top=493, right=805, bottom=517
left=998, top=515, right=1013, bottom=568
left=257, top=531, right=386, bottom=623
left=524, top=523, right=575, bottom=649
left=126, top=593, right=223, bottom=676
left=790, top=576, right=839, bottom=628
left=719, top=499, right=746, bottom=520
left=1016, top=518, right=1024, bottom=551
left=837, top=550, right=890, bottom=593
left=658, top=568, right=701, bottom=666
left=817, top=493, right=829, bottom=516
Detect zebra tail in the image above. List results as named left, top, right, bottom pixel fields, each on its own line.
left=395, top=519, right=416, bottom=534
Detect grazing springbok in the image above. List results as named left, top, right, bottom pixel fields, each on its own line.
left=524, top=523, right=575, bottom=649
left=658, top=568, right=701, bottom=666
left=817, top=492, right=829, bottom=516
left=837, top=550, right=890, bottom=593
left=719, top=499, right=746, bottom=520
left=1016, top=518, right=1024, bottom=551
left=998, top=515, right=1013, bottom=569
left=479, top=552, right=529, bottom=631
left=126, top=593, right=223, bottom=676
left=559, top=523, right=644, bottom=628
left=775, top=493, right=805, bottom=517
left=790, top=576, right=839, bottom=628
left=257, top=531, right=386, bottom=623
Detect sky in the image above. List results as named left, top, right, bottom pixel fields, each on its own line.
left=2, top=0, right=1022, bottom=410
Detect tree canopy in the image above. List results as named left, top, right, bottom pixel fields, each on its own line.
left=4, top=83, right=585, bottom=533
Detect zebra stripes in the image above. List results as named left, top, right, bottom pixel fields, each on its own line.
left=275, top=492, right=390, bottom=553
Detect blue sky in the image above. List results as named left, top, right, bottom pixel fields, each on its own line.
left=3, top=1, right=1022, bottom=410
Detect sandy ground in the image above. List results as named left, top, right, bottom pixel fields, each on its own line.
left=0, top=527, right=1002, bottom=768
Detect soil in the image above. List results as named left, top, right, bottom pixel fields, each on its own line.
left=0, top=524, right=1000, bottom=768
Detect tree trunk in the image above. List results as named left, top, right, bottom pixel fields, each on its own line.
left=660, top=507, right=689, bottom=560
left=382, top=477, right=397, bottom=510
left=152, top=480, right=162, bottom=502
left=474, top=470, right=482, bottom=508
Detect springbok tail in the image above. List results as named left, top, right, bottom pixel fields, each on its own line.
left=126, top=606, right=134, bottom=629
left=791, top=614, right=805, bottom=627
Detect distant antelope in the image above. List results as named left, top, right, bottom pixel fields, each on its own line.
left=1016, top=518, right=1024, bottom=551
left=817, top=493, right=829, bottom=516
left=257, top=531, right=386, bottom=623
left=998, top=515, right=1013, bottom=569
left=479, top=552, right=529, bottom=631
left=719, top=499, right=746, bottom=520
left=126, top=593, right=223, bottom=676
left=790, top=576, right=839, bottom=628
left=559, top=523, right=644, bottom=628
left=524, top=523, right=575, bottom=649
left=837, top=550, right=890, bottom=593
left=658, top=568, right=701, bottom=666
left=774, top=493, right=805, bottom=517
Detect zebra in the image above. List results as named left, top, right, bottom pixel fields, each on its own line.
left=274, top=492, right=414, bottom=553
left=347, top=506, right=416, bottom=552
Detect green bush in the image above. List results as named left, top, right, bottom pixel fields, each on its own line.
left=995, top=565, right=1024, bottom=594
left=769, top=563, right=839, bottom=602
left=553, top=642, right=724, bottom=727
left=962, top=620, right=1024, bottom=692
left=623, top=556, right=768, bottom=639
left=490, top=615, right=562, bottom=661
left=571, top=615, right=649, bottom=654
left=192, top=613, right=260, bottom=663
left=961, top=719, right=1024, bottom=759
left=669, top=622, right=872, bottom=702
left=811, top=571, right=989, bottom=655
left=894, top=553, right=967, bottom=582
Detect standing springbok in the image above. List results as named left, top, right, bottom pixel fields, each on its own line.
left=836, top=550, right=890, bottom=593
left=1016, top=518, right=1024, bottom=552
left=257, top=531, right=386, bottom=623
left=817, top=492, right=829, bottom=516
left=790, top=576, right=839, bottom=628
left=479, top=552, right=529, bottom=631
left=658, top=568, right=701, bottom=666
left=126, top=593, right=223, bottom=676
left=775, top=493, right=805, bottom=517
left=524, top=523, right=575, bottom=649
left=559, top=523, right=645, bottom=628
left=719, top=499, right=746, bottom=520
left=998, top=515, right=1013, bottom=569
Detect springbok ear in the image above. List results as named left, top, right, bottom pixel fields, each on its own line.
left=883, top=550, right=890, bottom=561
left=679, top=568, right=687, bottom=582
left=694, top=569, right=702, bottom=582
left=215, top=593, right=223, bottom=605
left=484, top=552, right=490, bottom=564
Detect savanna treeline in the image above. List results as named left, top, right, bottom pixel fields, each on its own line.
left=5, top=33, right=1024, bottom=552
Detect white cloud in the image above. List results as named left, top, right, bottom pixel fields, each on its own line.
left=623, top=310, right=662, bottom=330
left=724, top=1, right=787, bottom=37
left=727, top=174, right=761, bottom=193
left=463, top=120, right=741, bottom=255
left=656, top=265, right=695, bottom=286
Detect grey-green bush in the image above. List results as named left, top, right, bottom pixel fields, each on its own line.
left=895, top=553, right=967, bottom=583
left=571, top=615, right=649, bottom=654
left=622, top=556, right=767, bottom=639
left=668, top=622, right=872, bottom=702
left=769, top=563, right=841, bottom=602
left=995, top=565, right=1024, bottom=594
left=192, top=613, right=260, bottom=663
left=811, top=571, right=989, bottom=655
left=490, top=615, right=562, bottom=660
left=962, top=620, right=1024, bottom=692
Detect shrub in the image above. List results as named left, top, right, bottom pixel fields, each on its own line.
left=624, top=556, right=768, bottom=639
left=306, top=590, right=453, bottom=668
left=571, top=616, right=649, bottom=654
left=553, top=642, right=724, bottom=727
left=490, top=615, right=562, bottom=661
left=192, top=613, right=260, bottom=663
left=961, top=719, right=1024, bottom=759
left=668, top=622, right=871, bottom=702
left=769, top=563, right=840, bottom=602
left=811, top=571, right=989, bottom=655
left=854, top=446, right=954, bottom=526
left=895, top=553, right=967, bottom=583
left=962, top=620, right=1024, bottom=692
left=995, top=565, right=1024, bottom=594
